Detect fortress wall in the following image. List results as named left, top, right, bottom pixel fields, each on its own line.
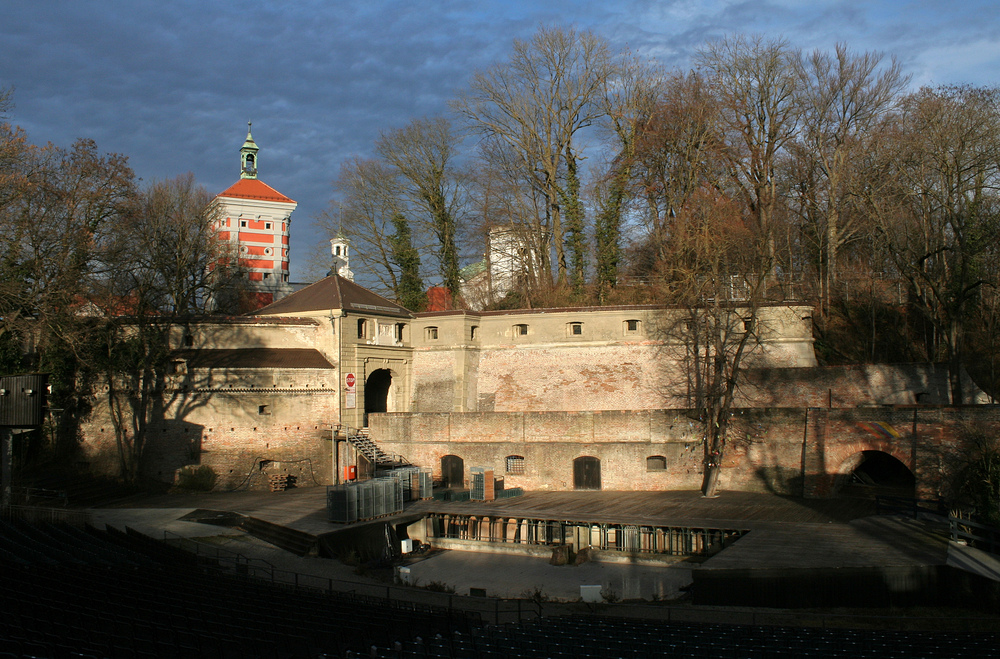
left=372, top=406, right=1000, bottom=498
left=80, top=373, right=337, bottom=490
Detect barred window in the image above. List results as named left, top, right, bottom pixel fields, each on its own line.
left=505, top=455, right=525, bottom=475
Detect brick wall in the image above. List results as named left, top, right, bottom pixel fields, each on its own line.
left=80, top=377, right=337, bottom=490
left=372, top=406, right=1000, bottom=498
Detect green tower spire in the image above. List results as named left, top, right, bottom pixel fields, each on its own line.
left=240, top=121, right=259, bottom=179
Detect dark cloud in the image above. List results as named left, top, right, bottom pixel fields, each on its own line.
left=2, top=0, right=997, bottom=280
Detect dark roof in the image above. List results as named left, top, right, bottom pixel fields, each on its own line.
left=252, top=275, right=412, bottom=318
left=171, top=348, right=334, bottom=369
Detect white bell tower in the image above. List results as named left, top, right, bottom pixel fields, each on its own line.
left=330, top=234, right=354, bottom=281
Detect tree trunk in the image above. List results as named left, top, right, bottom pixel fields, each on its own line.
left=702, top=462, right=721, bottom=498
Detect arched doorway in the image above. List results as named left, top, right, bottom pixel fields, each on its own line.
left=364, top=369, right=392, bottom=427
left=573, top=456, right=601, bottom=490
left=441, top=455, right=464, bottom=489
left=841, top=450, right=915, bottom=498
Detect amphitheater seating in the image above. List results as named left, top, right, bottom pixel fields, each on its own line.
left=0, top=519, right=479, bottom=658
left=4, top=518, right=1000, bottom=658
left=354, top=615, right=1000, bottom=659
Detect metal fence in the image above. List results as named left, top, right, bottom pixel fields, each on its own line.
left=0, top=504, right=90, bottom=526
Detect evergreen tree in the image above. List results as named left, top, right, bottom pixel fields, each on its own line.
left=389, top=213, right=427, bottom=311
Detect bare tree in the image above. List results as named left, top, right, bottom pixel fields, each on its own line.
left=862, top=85, right=1000, bottom=404
left=791, top=45, right=907, bottom=315
left=630, top=71, right=724, bottom=250
left=323, top=157, right=411, bottom=296
left=376, top=117, right=465, bottom=302
left=654, top=189, right=771, bottom=497
left=453, top=25, right=617, bottom=287
left=696, top=34, right=802, bottom=276
left=593, top=52, right=664, bottom=300
left=0, top=133, right=136, bottom=460
left=92, top=174, right=238, bottom=482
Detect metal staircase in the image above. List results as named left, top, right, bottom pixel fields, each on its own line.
left=340, top=426, right=411, bottom=468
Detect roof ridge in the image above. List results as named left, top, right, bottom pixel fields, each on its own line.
left=216, top=178, right=296, bottom=204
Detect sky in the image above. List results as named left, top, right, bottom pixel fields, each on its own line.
left=3, top=0, right=1000, bottom=283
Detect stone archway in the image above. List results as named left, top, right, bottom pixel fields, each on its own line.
left=364, top=368, right=393, bottom=427
left=836, top=450, right=916, bottom=498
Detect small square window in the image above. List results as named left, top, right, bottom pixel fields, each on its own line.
left=265, top=222, right=272, bottom=230
left=184, top=334, right=194, bottom=346
left=569, top=322, right=583, bottom=336
left=240, top=220, right=247, bottom=228
left=506, top=455, right=525, bottom=475
left=625, top=319, right=640, bottom=333
left=258, top=405, right=270, bottom=415
left=646, top=455, right=666, bottom=471
left=514, top=324, right=528, bottom=336
left=426, top=326, right=439, bottom=340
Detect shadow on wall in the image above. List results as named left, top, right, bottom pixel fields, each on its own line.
left=144, top=418, right=207, bottom=487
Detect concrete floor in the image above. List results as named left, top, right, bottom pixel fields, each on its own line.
left=401, top=550, right=693, bottom=601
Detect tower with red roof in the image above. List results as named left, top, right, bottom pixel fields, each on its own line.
left=210, top=124, right=297, bottom=312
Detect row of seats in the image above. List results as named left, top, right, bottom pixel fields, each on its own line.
left=6, top=518, right=998, bottom=659
left=355, top=615, right=1000, bottom=659
left=0, top=520, right=481, bottom=658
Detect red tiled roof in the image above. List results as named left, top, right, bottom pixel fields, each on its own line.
left=216, top=178, right=295, bottom=204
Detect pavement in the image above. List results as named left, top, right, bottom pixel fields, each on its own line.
left=399, top=550, right=693, bottom=601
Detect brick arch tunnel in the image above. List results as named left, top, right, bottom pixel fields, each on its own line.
left=833, top=449, right=916, bottom=498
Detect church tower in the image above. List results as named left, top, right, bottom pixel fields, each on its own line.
left=330, top=234, right=354, bottom=281
left=210, top=123, right=297, bottom=312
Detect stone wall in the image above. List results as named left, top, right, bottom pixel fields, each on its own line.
left=80, top=367, right=338, bottom=490
left=410, top=304, right=818, bottom=414
left=371, top=406, right=1000, bottom=498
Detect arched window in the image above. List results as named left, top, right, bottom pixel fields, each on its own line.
left=505, top=455, right=525, bottom=475
left=646, top=455, right=667, bottom=471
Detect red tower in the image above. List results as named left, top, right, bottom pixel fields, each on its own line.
left=210, top=124, right=297, bottom=312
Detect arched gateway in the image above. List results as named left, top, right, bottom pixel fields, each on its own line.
left=363, top=368, right=393, bottom=427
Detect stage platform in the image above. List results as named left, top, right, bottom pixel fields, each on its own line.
left=90, top=487, right=1000, bottom=607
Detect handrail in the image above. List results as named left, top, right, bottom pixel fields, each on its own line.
left=8, top=486, right=69, bottom=506
left=1, top=504, right=90, bottom=526
left=874, top=495, right=947, bottom=518
left=338, top=425, right=412, bottom=466
left=161, top=530, right=276, bottom=572
left=949, top=515, right=1000, bottom=555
